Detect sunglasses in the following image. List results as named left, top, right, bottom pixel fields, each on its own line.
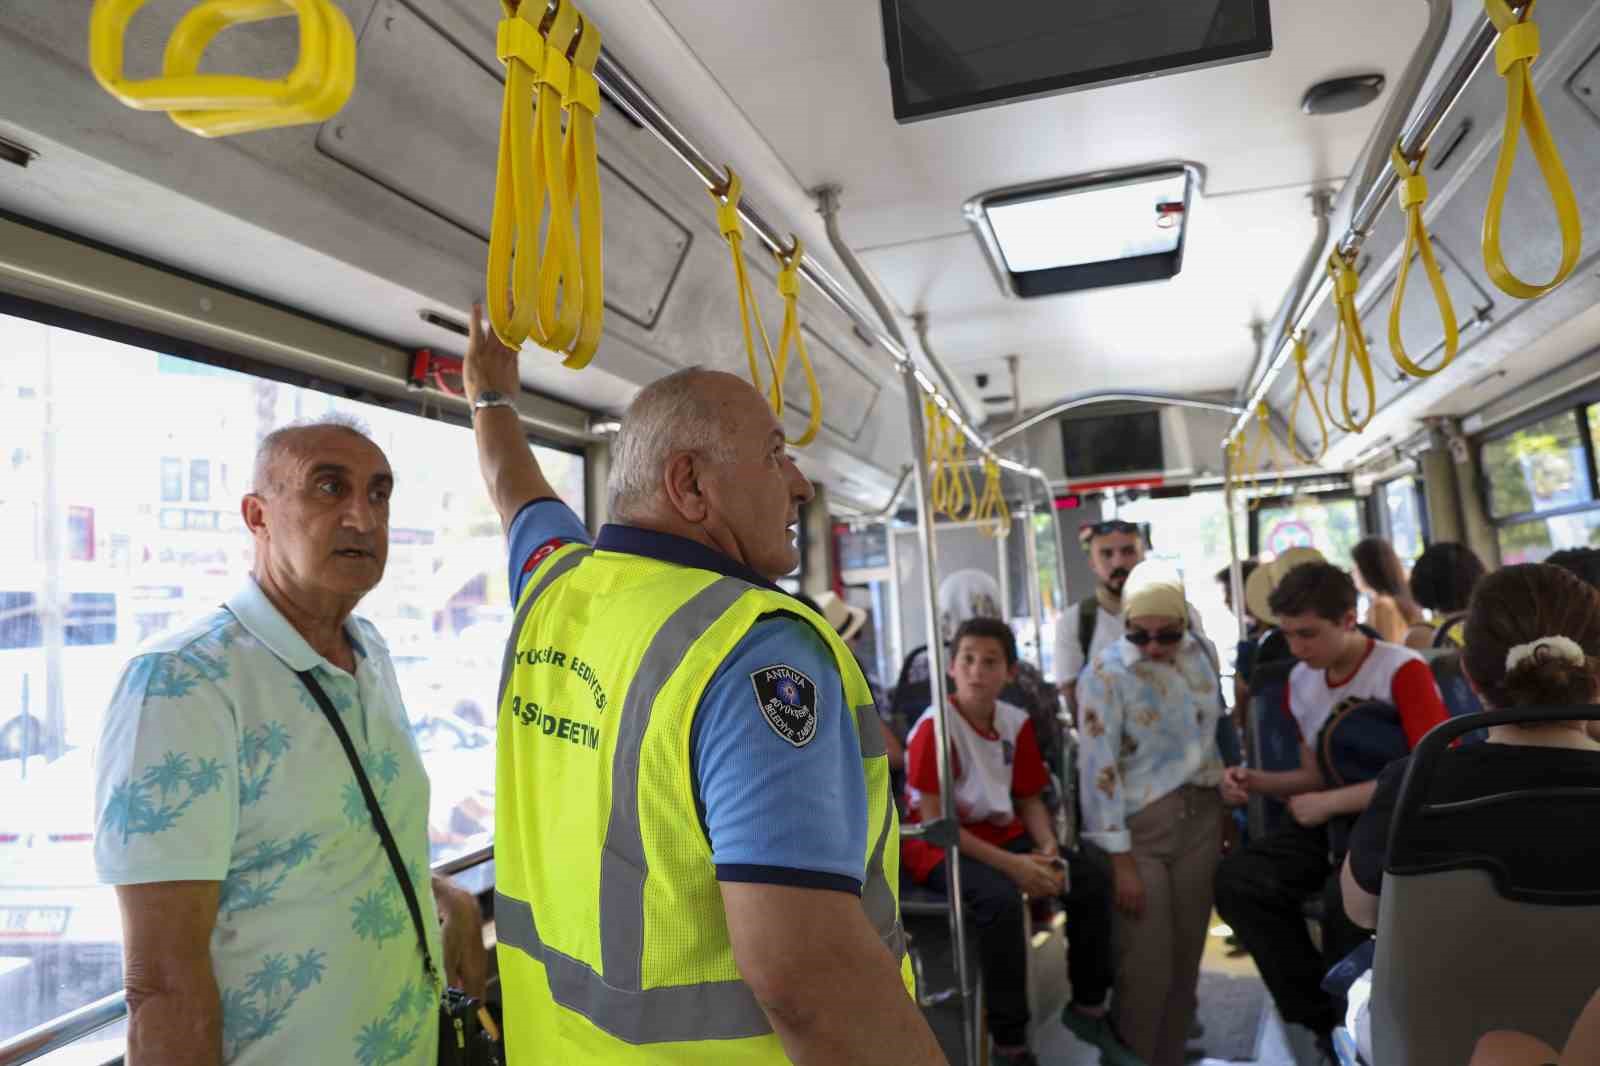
left=1080, top=519, right=1140, bottom=541
left=1125, top=628, right=1184, bottom=646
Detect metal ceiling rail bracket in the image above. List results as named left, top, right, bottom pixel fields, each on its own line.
left=988, top=390, right=1245, bottom=448
left=1231, top=2, right=1501, bottom=443
left=814, top=185, right=977, bottom=428
left=1241, top=188, right=1336, bottom=400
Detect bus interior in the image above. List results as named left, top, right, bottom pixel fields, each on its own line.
left=4, top=0, right=1600, bottom=1063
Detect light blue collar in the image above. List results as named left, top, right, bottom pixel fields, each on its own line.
left=225, top=578, right=366, bottom=673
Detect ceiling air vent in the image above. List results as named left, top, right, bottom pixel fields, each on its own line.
left=964, top=163, right=1201, bottom=299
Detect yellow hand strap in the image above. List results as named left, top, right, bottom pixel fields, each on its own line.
left=531, top=0, right=581, bottom=355
left=1388, top=144, right=1459, bottom=378
left=89, top=0, right=356, bottom=137
left=947, top=430, right=973, bottom=519
left=1287, top=332, right=1328, bottom=464
left=1482, top=0, right=1582, bottom=300
left=974, top=459, right=1011, bottom=538
left=487, top=0, right=605, bottom=366
left=925, top=399, right=954, bottom=517
left=772, top=238, right=825, bottom=446
left=548, top=10, right=605, bottom=369
left=1326, top=251, right=1377, bottom=433
left=708, top=168, right=783, bottom=411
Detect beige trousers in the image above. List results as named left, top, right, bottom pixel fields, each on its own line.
left=1112, top=785, right=1223, bottom=1066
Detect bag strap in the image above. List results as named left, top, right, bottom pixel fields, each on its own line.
left=296, top=670, right=438, bottom=986
left=1077, top=595, right=1098, bottom=665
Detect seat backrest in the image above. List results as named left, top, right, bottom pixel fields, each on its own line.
left=1373, top=869, right=1600, bottom=1065
left=1372, top=707, right=1600, bottom=1066
left=1246, top=657, right=1299, bottom=837
left=1428, top=650, right=1487, bottom=744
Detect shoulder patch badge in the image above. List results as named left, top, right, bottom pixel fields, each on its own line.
left=750, top=664, right=819, bottom=748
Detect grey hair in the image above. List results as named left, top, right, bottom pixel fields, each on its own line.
left=252, top=412, right=375, bottom=495
left=607, top=368, right=739, bottom=521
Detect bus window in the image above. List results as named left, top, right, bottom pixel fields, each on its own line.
left=1483, top=406, right=1600, bottom=565
left=1253, top=493, right=1362, bottom=570
left=0, top=308, right=584, bottom=1044
left=1381, top=476, right=1427, bottom=561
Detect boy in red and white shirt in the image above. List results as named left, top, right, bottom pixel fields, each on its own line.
left=903, top=619, right=1136, bottom=1066
left=1215, top=561, right=1448, bottom=1051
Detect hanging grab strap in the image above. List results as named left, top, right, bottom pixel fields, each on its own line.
left=1288, top=332, right=1328, bottom=464
left=89, top=0, right=357, bottom=138
left=1388, top=144, right=1461, bottom=379
left=1481, top=0, right=1582, bottom=300
left=547, top=8, right=605, bottom=369
left=1325, top=250, right=1377, bottom=433
left=974, top=458, right=1011, bottom=538
left=772, top=238, right=825, bottom=447
left=708, top=168, right=783, bottom=410
left=925, top=398, right=952, bottom=517
left=488, top=0, right=605, bottom=365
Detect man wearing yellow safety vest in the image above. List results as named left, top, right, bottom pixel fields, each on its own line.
left=464, top=304, right=946, bottom=1065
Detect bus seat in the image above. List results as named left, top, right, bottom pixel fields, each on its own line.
left=1427, top=651, right=1487, bottom=740
left=1372, top=708, right=1600, bottom=1066
left=1246, top=658, right=1299, bottom=837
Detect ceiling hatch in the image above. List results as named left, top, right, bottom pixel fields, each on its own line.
left=964, top=164, right=1200, bottom=299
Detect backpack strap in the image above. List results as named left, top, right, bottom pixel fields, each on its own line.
left=1077, top=595, right=1099, bottom=665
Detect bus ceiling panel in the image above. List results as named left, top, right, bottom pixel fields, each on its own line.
left=314, top=0, right=696, bottom=333
left=0, top=0, right=912, bottom=491
left=854, top=183, right=1327, bottom=400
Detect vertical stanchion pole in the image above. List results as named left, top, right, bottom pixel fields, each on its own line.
left=901, top=365, right=976, bottom=1066
left=1224, top=441, right=1263, bottom=839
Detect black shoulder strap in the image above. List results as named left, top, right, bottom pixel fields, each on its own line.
left=1078, top=595, right=1099, bottom=664
left=296, top=670, right=437, bottom=985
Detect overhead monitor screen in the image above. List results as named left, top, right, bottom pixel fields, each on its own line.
left=879, top=0, right=1273, bottom=123
left=1060, top=411, right=1164, bottom=479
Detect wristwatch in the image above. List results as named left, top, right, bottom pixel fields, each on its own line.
left=472, top=390, right=515, bottom=416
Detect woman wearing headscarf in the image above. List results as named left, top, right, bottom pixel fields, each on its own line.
left=1076, top=560, right=1232, bottom=1066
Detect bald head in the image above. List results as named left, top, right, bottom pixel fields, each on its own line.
left=607, top=368, right=771, bottom=521
left=252, top=415, right=381, bottom=497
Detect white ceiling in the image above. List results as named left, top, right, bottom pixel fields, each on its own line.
left=621, top=0, right=1430, bottom=406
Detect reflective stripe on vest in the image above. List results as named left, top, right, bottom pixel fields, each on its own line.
left=495, top=547, right=908, bottom=1049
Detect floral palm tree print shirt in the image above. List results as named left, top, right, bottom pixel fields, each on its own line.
left=1075, top=634, right=1226, bottom=853
left=94, top=579, right=441, bottom=1065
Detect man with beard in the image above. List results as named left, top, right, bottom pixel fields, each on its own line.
left=1055, top=520, right=1207, bottom=718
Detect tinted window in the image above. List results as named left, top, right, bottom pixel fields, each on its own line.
left=1481, top=411, right=1591, bottom=518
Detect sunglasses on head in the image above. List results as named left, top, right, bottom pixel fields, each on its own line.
left=1080, top=519, right=1140, bottom=541
left=1125, top=628, right=1184, bottom=646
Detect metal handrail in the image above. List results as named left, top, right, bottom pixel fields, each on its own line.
left=0, top=845, right=499, bottom=1065
left=989, top=391, right=1243, bottom=448
left=1230, top=5, right=1499, bottom=442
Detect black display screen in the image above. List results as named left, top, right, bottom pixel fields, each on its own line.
left=1060, top=410, right=1164, bottom=478
left=880, top=0, right=1272, bottom=123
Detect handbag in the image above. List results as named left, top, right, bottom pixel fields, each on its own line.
left=297, top=671, right=503, bottom=1066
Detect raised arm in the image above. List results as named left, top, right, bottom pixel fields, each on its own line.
left=117, top=880, right=223, bottom=1066
left=463, top=302, right=560, bottom=532
left=723, top=882, right=947, bottom=1065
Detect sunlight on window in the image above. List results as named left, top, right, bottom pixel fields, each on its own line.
left=0, top=311, right=583, bottom=1043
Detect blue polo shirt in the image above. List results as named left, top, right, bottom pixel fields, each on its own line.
left=508, top=499, right=868, bottom=893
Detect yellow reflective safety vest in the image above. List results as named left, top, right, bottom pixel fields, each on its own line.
left=494, top=542, right=913, bottom=1062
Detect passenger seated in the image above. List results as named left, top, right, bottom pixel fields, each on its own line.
left=890, top=569, right=1065, bottom=781
left=1352, top=537, right=1429, bottom=649
left=1077, top=561, right=1232, bottom=1066
left=1546, top=547, right=1600, bottom=589
left=1341, top=563, right=1600, bottom=929
left=901, top=618, right=1136, bottom=1066
left=1407, top=542, right=1486, bottom=650
left=1213, top=561, right=1447, bottom=1056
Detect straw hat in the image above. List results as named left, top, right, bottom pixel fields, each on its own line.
left=812, top=591, right=868, bottom=643
left=1245, top=546, right=1325, bottom=626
